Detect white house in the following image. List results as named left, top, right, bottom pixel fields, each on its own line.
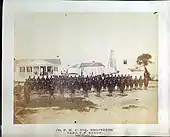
left=14, top=57, right=62, bottom=81
left=69, top=61, right=105, bottom=77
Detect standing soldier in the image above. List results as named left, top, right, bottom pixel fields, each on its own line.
left=15, top=82, right=22, bottom=96
left=30, top=77, right=34, bottom=91
left=95, top=76, right=102, bottom=97
left=46, top=76, right=50, bottom=94
left=50, top=76, right=53, bottom=84
left=27, top=76, right=31, bottom=86
left=69, top=79, right=76, bottom=97
left=82, top=78, right=89, bottom=97
left=37, top=76, right=41, bottom=96
left=117, top=75, right=121, bottom=91
left=59, top=79, right=65, bottom=98
left=129, top=76, right=133, bottom=91
left=41, top=75, right=46, bottom=94
left=77, top=76, right=81, bottom=92
left=120, top=75, right=125, bottom=94
left=49, top=76, right=55, bottom=100
left=139, top=76, right=143, bottom=90
left=32, top=76, right=36, bottom=91
left=108, top=78, right=113, bottom=96
left=112, top=75, right=116, bottom=92
left=144, top=70, right=149, bottom=90
left=105, top=75, right=109, bottom=91
left=126, top=75, right=130, bottom=91
left=24, top=80, right=31, bottom=104
left=102, top=74, right=106, bottom=91
left=134, top=76, right=139, bottom=90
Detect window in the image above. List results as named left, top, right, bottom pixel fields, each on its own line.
left=54, top=67, right=58, bottom=72
left=27, top=67, right=32, bottom=72
left=47, top=66, right=52, bottom=72
left=33, top=66, right=39, bottom=75
left=20, top=67, right=25, bottom=72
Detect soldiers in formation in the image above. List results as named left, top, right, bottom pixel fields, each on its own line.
left=24, top=73, right=147, bottom=98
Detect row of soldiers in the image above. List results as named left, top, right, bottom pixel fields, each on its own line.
left=25, top=74, right=148, bottom=97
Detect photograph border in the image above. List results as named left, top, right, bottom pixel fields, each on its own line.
left=2, top=1, right=170, bottom=136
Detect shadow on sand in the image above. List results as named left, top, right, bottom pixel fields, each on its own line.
left=26, top=96, right=98, bottom=112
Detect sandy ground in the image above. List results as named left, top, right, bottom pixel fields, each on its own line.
left=19, top=82, right=158, bottom=124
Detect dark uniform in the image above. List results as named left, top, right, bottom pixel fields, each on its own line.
left=116, top=75, right=121, bottom=91
left=120, top=76, right=125, bottom=93
left=36, top=77, right=41, bottom=95
left=49, top=77, right=55, bottom=99
left=30, top=77, right=34, bottom=90
left=129, top=76, right=133, bottom=90
left=14, top=82, right=22, bottom=101
left=46, top=76, right=50, bottom=91
left=134, top=76, right=138, bottom=90
left=139, top=76, right=143, bottom=90
left=82, top=78, right=89, bottom=97
left=32, top=76, right=36, bottom=90
left=102, top=74, right=107, bottom=91
left=27, top=76, right=31, bottom=86
left=59, top=79, right=65, bottom=98
left=69, top=79, right=76, bottom=97
left=144, top=72, right=149, bottom=90
left=41, top=76, right=46, bottom=93
left=126, top=75, right=130, bottom=91
left=95, top=76, right=102, bottom=97
left=24, top=80, right=31, bottom=103
left=108, top=78, right=114, bottom=96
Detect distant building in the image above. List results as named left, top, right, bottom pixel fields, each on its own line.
left=69, top=61, right=105, bottom=76
left=14, top=57, right=62, bottom=81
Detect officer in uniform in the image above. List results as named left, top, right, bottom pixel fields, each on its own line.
left=82, top=78, right=89, bottom=97
left=117, top=75, right=121, bottom=91
left=77, top=76, right=81, bottom=92
left=15, top=82, right=22, bottom=96
left=129, top=76, right=133, bottom=91
left=59, top=79, right=65, bottom=98
left=27, top=76, right=31, bottom=86
left=49, top=76, right=55, bottom=99
left=108, top=78, right=113, bottom=96
left=144, top=71, right=149, bottom=90
left=36, top=76, right=41, bottom=96
left=69, top=79, right=76, bottom=97
left=46, top=76, right=50, bottom=93
left=32, top=76, right=36, bottom=91
left=95, top=76, right=102, bottom=97
left=30, top=76, right=34, bottom=91
left=120, top=75, right=125, bottom=94
left=41, top=75, right=46, bottom=94
left=24, top=79, right=31, bottom=104
left=126, top=75, right=130, bottom=91
left=139, top=76, right=143, bottom=90
left=134, top=76, right=139, bottom=90
left=102, top=74, right=106, bottom=91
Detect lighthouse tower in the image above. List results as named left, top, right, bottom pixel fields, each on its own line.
left=108, top=49, right=117, bottom=72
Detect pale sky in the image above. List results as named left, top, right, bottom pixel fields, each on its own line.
left=14, top=12, right=158, bottom=74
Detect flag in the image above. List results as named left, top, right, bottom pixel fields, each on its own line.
left=123, top=60, right=127, bottom=64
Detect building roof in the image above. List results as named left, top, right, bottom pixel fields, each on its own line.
left=71, top=62, right=105, bottom=68
left=15, top=58, right=61, bottom=66
left=80, top=63, right=92, bottom=68
left=70, top=64, right=80, bottom=68
left=17, top=60, right=56, bottom=67
left=91, top=62, right=105, bottom=67
left=44, top=59, right=61, bottom=65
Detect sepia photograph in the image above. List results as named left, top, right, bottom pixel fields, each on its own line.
left=13, top=12, right=158, bottom=124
